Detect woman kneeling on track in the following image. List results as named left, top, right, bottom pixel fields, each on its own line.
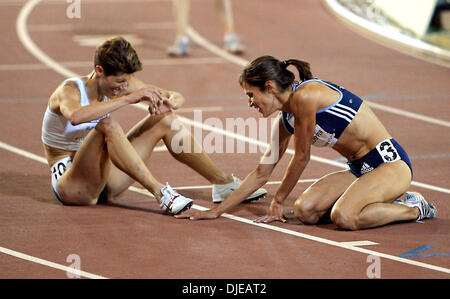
left=41, top=36, right=266, bottom=215
left=177, top=55, right=437, bottom=230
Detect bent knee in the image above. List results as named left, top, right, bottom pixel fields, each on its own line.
left=330, top=208, right=359, bottom=231
left=96, top=117, right=123, bottom=136
left=58, top=185, right=101, bottom=206
left=59, top=195, right=98, bottom=206
left=157, top=112, right=179, bottom=130
left=294, top=199, right=321, bottom=225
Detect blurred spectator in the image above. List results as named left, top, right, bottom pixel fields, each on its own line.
left=167, top=0, right=245, bottom=56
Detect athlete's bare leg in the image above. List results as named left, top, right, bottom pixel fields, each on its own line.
left=215, top=0, right=234, bottom=35
left=294, top=170, right=356, bottom=224
left=57, top=117, right=164, bottom=205
left=330, top=161, right=418, bottom=230
left=172, top=0, right=190, bottom=41
left=107, top=112, right=233, bottom=198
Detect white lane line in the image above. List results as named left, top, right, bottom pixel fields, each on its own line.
left=16, top=0, right=76, bottom=77
left=201, top=213, right=450, bottom=274
left=0, top=246, right=107, bottom=279
left=186, top=26, right=249, bottom=67
left=339, top=241, right=379, bottom=247
left=132, top=178, right=317, bottom=192
left=410, top=181, right=450, bottom=195
left=0, top=141, right=47, bottom=164
left=367, top=101, right=450, bottom=128
left=1, top=142, right=450, bottom=275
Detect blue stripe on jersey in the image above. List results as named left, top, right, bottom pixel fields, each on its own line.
left=281, top=111, right=294, bottom=135
left=282, top=79, right=363, bottom=140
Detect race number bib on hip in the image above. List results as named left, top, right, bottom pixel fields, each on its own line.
left=51, top=156, right=72, bottom=183
left=376, top=139, right=401, bottom=163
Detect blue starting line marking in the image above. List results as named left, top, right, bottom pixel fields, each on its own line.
left=399, top=245, right=450, bottom=258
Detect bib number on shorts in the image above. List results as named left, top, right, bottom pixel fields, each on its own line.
left=376, top=140, right=400, bottom=163
left=51, top=159, right=72, bottom=182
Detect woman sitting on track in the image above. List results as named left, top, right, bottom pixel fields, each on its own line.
left=177, top=55, right=437, bottom=230
left=41, top=36, right=266, bottom=215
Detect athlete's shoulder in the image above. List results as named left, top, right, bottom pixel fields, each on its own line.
left=59, top=78, right=84, bottom=97
left=292, top=80, right=324, bottom=105
left=50, top=79, right=83, bottom=110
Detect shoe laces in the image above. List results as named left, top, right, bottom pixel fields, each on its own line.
left=162, top=183, right=178, bottom=199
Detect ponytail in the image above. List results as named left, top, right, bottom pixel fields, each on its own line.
left=239, top=55, right=313, bottom=92
left=283, top=59, right=313, bottom=81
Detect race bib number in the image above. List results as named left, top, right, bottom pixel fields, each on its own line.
left=376, top=140, right=400, bottom=163
left=51, top=157, right=72, bottom=182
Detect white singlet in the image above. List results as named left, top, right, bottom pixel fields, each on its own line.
left=41, top=77, right=109, bottom=151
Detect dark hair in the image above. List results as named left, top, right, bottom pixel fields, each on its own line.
left=94, top=36, right=142, bottom=76
left=239, top=55, right=313, bottom=92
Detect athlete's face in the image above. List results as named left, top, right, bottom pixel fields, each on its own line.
left=104, top=73, right=132, bottom=98
left=242, top=82, right=278, bottom=118
left=96, top=66, right=132, bottom=98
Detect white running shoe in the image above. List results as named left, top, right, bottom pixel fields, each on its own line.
left=160, top=183, right=193, bottom=215
left=167, top=40, right=189, bottom=57
left=223, top=34, right=245, bottom=54
left=394, top=191, right=437, bottom=221
left=212, top=174, right=267, bottom=203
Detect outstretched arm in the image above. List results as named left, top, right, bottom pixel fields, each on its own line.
left=255, top=90, right=316, bottom=223
left=175, top=115, right=292, bottom=220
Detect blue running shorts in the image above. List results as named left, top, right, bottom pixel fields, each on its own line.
left=347, top=138, right=413, bottom=178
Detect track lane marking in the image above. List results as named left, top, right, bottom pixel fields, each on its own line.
left=0, top=246, right=107, bottom=279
